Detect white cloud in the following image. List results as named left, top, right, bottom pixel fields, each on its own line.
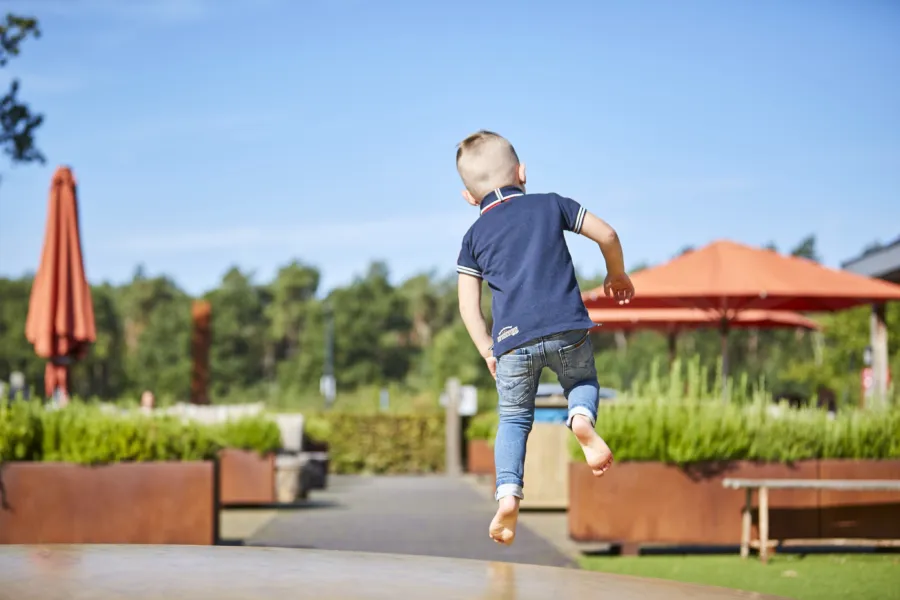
left=101, top=211, right=475, bottom=255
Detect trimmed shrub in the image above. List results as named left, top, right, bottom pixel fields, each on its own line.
left=465, top=411, right=498, bottom=445
left=303, top=412, right=445, bottom=474
left=0, top=400, right=282, bottom=464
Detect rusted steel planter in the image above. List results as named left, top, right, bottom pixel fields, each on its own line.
left=569, top=459, right=900, bottom=545
left=218, top=449, right=275, bottom=505
left=0, top=461, right=217, bottom=545
left=467, top=440, right=494, bottom=476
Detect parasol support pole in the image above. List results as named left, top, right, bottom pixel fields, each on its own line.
left=720, top=318, right=730, bottom=403
left=869, top=303, right=889, bottom=408
left=667, top=331, right=678, bottom=364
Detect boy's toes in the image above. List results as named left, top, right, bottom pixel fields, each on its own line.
left=591, top=455, right=614, bottom=476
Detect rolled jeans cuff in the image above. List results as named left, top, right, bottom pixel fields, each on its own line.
left=567, top=406, right=595, bottom=429
left=495, top=483, right=524, bottom=501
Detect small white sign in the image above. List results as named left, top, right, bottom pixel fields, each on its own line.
left=438, top=386, right=477, bottom=416
left=459, top=385, right=477, bottom=416
left=319, top=375, right=336, bottom=403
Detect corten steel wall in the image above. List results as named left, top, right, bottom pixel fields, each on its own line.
left=569, top=460, right=900, bottom=545
left=467, top=440, right=495, bottom=476
left=0, top=462, right=218, bottom=545
left=190, top=300, right=211, bottom=405
left=218, top=449, right=276, bottom=505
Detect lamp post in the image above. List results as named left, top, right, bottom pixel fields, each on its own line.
left=320, top=301, right=336, bottom=408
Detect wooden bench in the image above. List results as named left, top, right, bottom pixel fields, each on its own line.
left=722, top=478, right=900, bottom=563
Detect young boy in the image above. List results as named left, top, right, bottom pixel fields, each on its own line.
left=455, top=130, right=634, bottom=546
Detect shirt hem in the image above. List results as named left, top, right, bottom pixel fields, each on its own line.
left=492, top=319, right=596, bottom=357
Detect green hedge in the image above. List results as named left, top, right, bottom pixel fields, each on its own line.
left=303, top=412, right=445, bottom=474
left=568, top=400, right=900, bottom=465
left=0, top=400, right=282, bottom=464
left=466, top=411, right=498, bottom=445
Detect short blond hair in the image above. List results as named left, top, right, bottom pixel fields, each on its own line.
left=456, top=130, right=520, bottom=201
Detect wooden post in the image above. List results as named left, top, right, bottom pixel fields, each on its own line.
left=444, top=378, right=462, bottom=476
left=190, top=300, right=211, bottom=405
left=870, top=303, right=889, bottom=407
left=741, top=488, right=752, bottom=559
left=758, top=486, right=769, bottom=564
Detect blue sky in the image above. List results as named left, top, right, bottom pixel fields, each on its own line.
left=0, top=0, right=898, bottom=296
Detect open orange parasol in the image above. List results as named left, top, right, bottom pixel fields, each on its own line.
left=582, top=240, right=900, bottom=396
left=587, top=307, right=820, bottom=331
left=583, top=240, right=900, bottom=312
left=588, top=307, right=820, bottom=363
left=24, top=166, right=96, bottom=400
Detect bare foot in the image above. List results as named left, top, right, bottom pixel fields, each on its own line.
left=489, top=496, right=519, bottom=545
left=571, top=415, right=614, bottom=476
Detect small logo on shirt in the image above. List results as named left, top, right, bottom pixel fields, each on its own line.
left=497, top=326, right=519, bottom=343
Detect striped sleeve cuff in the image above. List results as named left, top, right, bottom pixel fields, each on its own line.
left=457, top=265, right=483, bottom=279
left=573, top=206, right=587, bottom=234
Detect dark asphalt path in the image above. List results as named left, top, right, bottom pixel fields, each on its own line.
left=248, top=475, right=574, bottom=568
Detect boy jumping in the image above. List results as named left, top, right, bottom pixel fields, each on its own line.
left=455, top=130, right=634, bottom=546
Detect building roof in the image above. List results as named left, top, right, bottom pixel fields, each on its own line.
left=841, top=236, right=900, bottom=283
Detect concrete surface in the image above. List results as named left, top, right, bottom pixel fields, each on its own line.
left=0, top=545, right=790, bottom=600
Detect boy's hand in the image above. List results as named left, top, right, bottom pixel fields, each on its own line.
left=604, top=272, right=634, bottom=305
left=484, top=355, right=498, bottom=380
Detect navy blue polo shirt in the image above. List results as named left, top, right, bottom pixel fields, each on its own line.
left=456, top=185, right=596, bottom=357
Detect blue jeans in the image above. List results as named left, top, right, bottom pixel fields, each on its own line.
left=494, top=329, right=599, bottom=501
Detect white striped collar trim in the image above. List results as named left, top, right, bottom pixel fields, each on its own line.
left=480, top=187, right=525, bottom=215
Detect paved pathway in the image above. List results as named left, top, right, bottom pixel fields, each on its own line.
left=246, top=475, right=575, bottom=568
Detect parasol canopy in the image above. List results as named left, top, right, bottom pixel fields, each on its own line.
left=588, top=307, right=820, bottom=332
left=24, top=166, right=96, bottom=399
left=583, top=240, right=900, bottom=313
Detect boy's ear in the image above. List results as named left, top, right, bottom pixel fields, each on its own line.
left=517, top=163, right=527, bottom=186
left=462, top=189, right=479, bottom=207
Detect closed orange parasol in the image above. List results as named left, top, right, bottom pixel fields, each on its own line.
left=25, top=166, right=96, bottom=400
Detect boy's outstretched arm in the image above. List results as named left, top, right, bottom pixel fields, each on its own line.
left=458, top=273, right=498, bottom=378
left=579, top=212, right=635, bottom=304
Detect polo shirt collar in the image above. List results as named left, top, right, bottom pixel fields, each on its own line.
left=480, top=186, right=525, bottom=215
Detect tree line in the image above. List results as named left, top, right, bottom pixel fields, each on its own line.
left=1, top=235, right=896, bottom=408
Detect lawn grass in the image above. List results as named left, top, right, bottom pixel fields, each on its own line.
left=579, top=554, right=900, bottom=600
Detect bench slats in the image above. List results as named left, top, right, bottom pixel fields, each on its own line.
left=722, top=478, right=900, bottom=491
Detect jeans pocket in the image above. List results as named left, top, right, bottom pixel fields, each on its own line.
left=496, top=354, right=533, bottom=407
left=558, top=331, right=595, bottom=380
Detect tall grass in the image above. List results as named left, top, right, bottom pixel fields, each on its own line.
left=566, top=398, right=900, bottom=464
left=620, top=355, right=771, bottom=405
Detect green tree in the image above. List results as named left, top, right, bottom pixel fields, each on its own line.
left=206, top=267, right=266, bottom=397
left=0, top=276, right=44, bottom=388
left=426, top=322, right=495, bottom=390
left=71, top=283, right=128, bottom=399
left=790, top=234, right=820, bottom=262
left=326, top=262, right=412, bottom=388
left=129, top=296, right=192, bottom=400
left=116, top=270, right=192, bottom=400
left=1, top=14, right=44, bottom=171
left=266, top=261, right=320, bottom=387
